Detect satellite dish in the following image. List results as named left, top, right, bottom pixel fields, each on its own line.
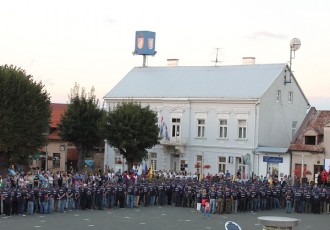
left=290, top=38, right=301, bottom=51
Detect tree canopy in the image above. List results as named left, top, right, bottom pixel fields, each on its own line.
left=58, top=83, right=104, bottom=170
left=0, top=65, right=51, bottom=166
left=103, top=101, right=160, bottom=170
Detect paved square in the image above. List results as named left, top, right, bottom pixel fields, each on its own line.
left=0, top=206, right=328, bottom=230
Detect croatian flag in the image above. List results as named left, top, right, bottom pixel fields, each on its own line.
left=144, top=163, right=148, bottom=177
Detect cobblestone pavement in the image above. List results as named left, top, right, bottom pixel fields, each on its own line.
left=0, top=206, right=328, bottom=230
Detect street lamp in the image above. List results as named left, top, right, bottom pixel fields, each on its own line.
left=104, top=139, right=109, bottom=173
left=42, top=130, right=49, bottom=171
left=301, top=155, right=304, bottom=180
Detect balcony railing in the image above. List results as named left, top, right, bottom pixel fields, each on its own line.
left=160, top=137, right=187, bottom=146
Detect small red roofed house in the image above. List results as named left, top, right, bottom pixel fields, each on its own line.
left=33, top=103, right=78, bottom=172
left=289, top=107, right=330, bottom=184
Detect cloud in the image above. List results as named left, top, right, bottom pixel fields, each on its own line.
left=248, top=31, right=288, bottom=40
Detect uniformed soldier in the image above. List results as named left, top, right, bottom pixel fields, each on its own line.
left=294, top=188, right=302, bottom=213
left=312, top=191, right=321, bottom=214
left=117, top=184, right=125, bottom=208
left=67, top=186, right=74, bottom=211
left=86, top=185, right=93, bottom=210
left=57, top=186, right=67, bottom=213
left=320, top=188, right=327, bottom=214
left=18, top=187, right=27, bottom=216
left=216, top=187, right=224, bottom=214
left=149, top=183, right=156, bottom=206
left=133, top=183, right=140, bottom=208
left=305, top=189, right=312, bottom=213
left=96, top=185, right=104, bottom=210
left=10, top=187, right=17, bottom=215
left=165, top=182, right=172, bottom=205
left=260, top=189, right=267, bottom=210
left=74, top=186, right=80, bottom=210
left=285, top=190, right=293, bottom=213
left=231, top=188, right=238, bottom=214
left=224, top=187, right=232, bottom=214
left=53, top=186, right=59, bottom=212
left=126, top=184, right=134, bottom=208
left=239, top=188, right=247, bottom=212
left=157, top=183, right=165, bottom=205
left=2, top=187, right=12, bottom=216
left=26, top=187, right=35, bottom=215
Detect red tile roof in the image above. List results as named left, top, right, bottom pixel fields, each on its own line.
left=49, top=103, right=68, bottom=140
left=50, top=103, right=68, bottom=128
left=289, top=107, right=330, bottom=153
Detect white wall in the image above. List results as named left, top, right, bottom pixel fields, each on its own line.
left=259, top=68, right=309, bottom=147
left=257, top=153, right=291, bottom=178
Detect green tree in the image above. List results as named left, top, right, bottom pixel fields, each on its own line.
left=103, top=101, right=159, bottom=170
left=0, top=65, right=51, bottom=166
left=58, top=83, right=104, bottom=171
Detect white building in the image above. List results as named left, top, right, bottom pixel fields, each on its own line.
left=103, top=62, right=309, bottom=178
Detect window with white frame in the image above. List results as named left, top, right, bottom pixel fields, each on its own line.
left=292, top=121, right=297, bottom=138
left=171, top=118, right=181, bottom=137
left=218, top=157, right=226, bottom=173
left=149, top=152, right=157, bottom=171
left=197, top=119, right=205, bottom=138
left=288, top=91, right=293, bottom=103
left=236, top=157, right=242, bottom=174
left=53, top=153, right=60, bottom=167
left=219, top=119, right=228, bottom=139
left=276, top=90, right=281, bottom=102
left=238, top=119, right=247, bottom=139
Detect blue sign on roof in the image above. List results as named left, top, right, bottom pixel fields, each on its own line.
left=134, top=31, right=156, bottom=55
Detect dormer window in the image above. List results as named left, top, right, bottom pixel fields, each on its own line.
left=303, top=129, right=319, bottom=146
left=304, top=135, right=316, bottom=145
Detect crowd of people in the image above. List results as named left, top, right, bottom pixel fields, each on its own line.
left=0, top=168, right=329, bottom=217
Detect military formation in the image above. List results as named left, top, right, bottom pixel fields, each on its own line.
left=0, top=170, right=330, bottom=217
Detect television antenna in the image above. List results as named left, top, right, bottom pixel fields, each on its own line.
left=211, top=48, right=223, bottom=66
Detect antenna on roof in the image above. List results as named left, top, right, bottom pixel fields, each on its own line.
left=211, top=48, right=223, bottom=66
left=285, top=38, right=301, bottom=84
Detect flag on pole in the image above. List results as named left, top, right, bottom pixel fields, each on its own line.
left=144, top=163, right=148, bottom=178
left=137, top=164, right=143, bottom=176
left=149, top=164, right=153, bottom=179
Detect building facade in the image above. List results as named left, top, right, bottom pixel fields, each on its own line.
left=103, top=63, right=309, bottom=178
left=32, top=103, right=70, bottom=172
left=289, top=107, right=330, bottom=183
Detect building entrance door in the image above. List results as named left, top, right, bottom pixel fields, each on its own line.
left=171, top=154, right=180, bottom=172
left=267, top=163, right=279, bottom=178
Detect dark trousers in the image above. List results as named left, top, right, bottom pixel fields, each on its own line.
left=119, top=196, right=125, bottom=208
left=4, top=201, right=11, bottom=216
left=166, top=192, right=172, bottom=205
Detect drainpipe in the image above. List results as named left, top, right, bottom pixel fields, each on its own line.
left=253, top=99, right=260, bottom=178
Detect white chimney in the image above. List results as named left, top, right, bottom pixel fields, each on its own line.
left=325, top=122, right=330, bottom=159
left=167, top=59, right=179, bottom=66
left=242, top=57, right=256, bottom=65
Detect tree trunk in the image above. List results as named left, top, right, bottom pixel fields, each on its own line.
left=127, top=161, right=133, bottom=173
left=76, top=147, right=85, bottom=173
